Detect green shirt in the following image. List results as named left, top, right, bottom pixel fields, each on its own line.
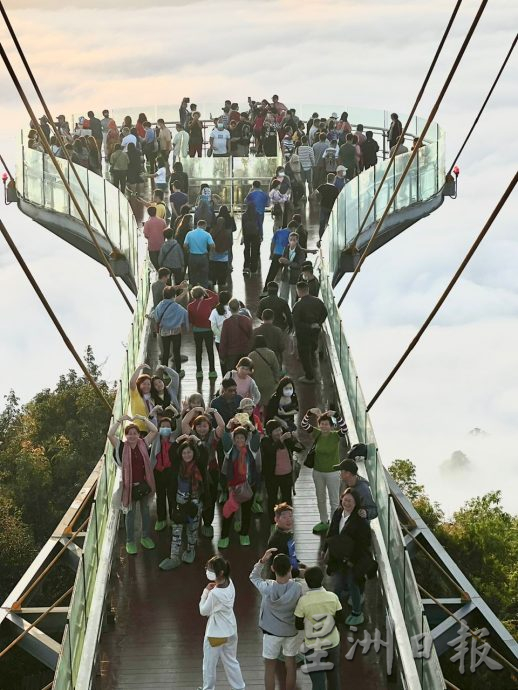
left=313, top=430, right=341, bottom=473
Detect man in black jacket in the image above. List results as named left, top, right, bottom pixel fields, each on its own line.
left=292, top=281, right=328, bottom=383
left=267, top=503, right=305, bottom=577
left=257, top=281, right=293, bottom=332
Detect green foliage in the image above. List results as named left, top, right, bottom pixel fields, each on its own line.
left=0, top=349, right=114, bottom=601
left=0, top=494, right=36, bottom=597
left=389, top=459, right=518, bottom=642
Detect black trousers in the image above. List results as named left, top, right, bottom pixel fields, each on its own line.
left=149, top=250, right=160, bottom=271
left=221, top=494, right=254, bottom=537
left=264, top=255, right=281, bottom=289
left=297, top=329, right=320, bottom=379
left=265, top=473, right=293, bottom=524
left=194, top=329, right=215, bottom=371
left=224, top=353, right=247, bottom=376
left=161, top=333, right=182, bottom=371
left=305, top=643, right=340, bottom=690
left=209, top=260, right=228, bottom=288
left=202, top=468, right=220, bottom=527
left=111, top=170, right=127, bottom=193
left=244, top=237, right=261, bottom=272
left=154, top=467, right=175, bottom=521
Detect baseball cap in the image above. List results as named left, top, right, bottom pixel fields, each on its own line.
left=301, top=261, right=313, bottom=271
left=336, top=165, right=346, bottom=172
left=331, top=112, right=338, bottom=118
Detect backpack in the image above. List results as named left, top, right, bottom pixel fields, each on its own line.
left=323, top=150, right=337, bottom=173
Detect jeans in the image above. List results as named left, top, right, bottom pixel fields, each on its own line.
left=170, top=502, right=201, bottom=557
left=279, top=281, right=297, bottom=308
left=188, top=253, right=209, bottom=288
left=161, top=333, right=182, bottom=371
left=125, top=497, right=151, bottom=543
left=154, top=467, right=175, bottom=521
left=300, top=166, right=313, bottom=193
left=312, top=470, right=340, bottom=523
left=265, top=474, right=292, bottom=524
left=193, top=329, right=215, bottom=371
left=304, top=643, right=340, bottom=690
left=221, top=495, right=254, bottom=537
left=332, top=567, right=362, bottom=615
left=296, top=329, right=320, bottom=379
left=243, top=237, right=261, bottom=272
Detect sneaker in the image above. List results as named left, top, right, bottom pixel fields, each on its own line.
left=180, top=354, right=188, bottom=363
left=196, top=370, right=204, bottom=379
left=312, top=521, right=329, bottom=534
left=154, top=520, right=167, bottom=532
left=251, top=499, right=263, bottom=514
left=208, top=371, right=218, bottom=379
left=182, top=548, right=196, bottom=564
left=233, top=520, right=242, bottom=533
left=240, top=535, right=251, bottom=546
left=179, top=370, right=185, bottom=379
left=201, top=525, right=214, bottom=538
left=345, top=613, right=365, bottom=626
left=125, top=541, right=137, bottom=555
left=159, top=556, right=182, bottom=570
left=140, top=537, right=155, bottom=550
left=298, top=376, right=316, bottom=384
left=217, top=537, right=229, bottom=549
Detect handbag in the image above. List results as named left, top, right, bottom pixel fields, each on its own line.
left=131, top=481, right=151, bottom=501
left=232, top=481, right=253, bottom=504
left=304, top=441, right=317, bottom=469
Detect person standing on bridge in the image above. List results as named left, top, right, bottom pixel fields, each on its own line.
left=292, top=281, right=328, bottom=384
left=198, top=556, right=245, bottom=690
left=316, top=173, right=340, bottom=242
left=143, top=206, right=166, bottom=270
left=108, top=415, right=158, bottom=555
left=184, top=219, right=215, bottom=288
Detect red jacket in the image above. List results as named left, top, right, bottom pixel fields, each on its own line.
left=188, top=291, right=219, bottom=330
left=219, top=314, right=252, bottom=359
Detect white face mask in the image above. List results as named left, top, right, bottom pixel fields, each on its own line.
left=206, top=570, right=217, bottom=581
left=282, top=387, right=294, bottom=397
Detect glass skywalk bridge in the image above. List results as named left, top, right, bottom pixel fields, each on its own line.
left=6, top=107, right=515, bottom=690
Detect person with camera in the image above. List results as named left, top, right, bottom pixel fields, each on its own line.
left=159, top=435, right=207, bottom=571
left=108, top=414, right=158, bottom=555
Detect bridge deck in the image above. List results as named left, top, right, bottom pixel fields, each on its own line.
left=97, top=208, right=391, bottom=690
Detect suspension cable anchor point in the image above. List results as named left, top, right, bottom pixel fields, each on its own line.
left=10, top=601, right=22, bottom=612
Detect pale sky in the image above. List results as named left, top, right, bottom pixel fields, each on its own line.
left=0, top=0, right=517, bottom=514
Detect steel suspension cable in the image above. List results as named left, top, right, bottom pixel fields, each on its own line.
left=366, top=171, right=517, bottom=412
left=0, top=0, right=119, bottom=254
left=0, top=216, right=113, bottom=412
left=336, top=0, right=488, bottom=309
left=0, top=45, right=134, bottom=313
left=348, top=0, right=463, bottom=251
left=447, top=32, right=517, bottom=175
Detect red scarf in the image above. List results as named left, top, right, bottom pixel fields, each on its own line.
left=121, top=438, right=156, bottom=508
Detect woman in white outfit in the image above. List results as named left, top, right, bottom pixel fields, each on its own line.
left=198, top=556, right=245, bottom=690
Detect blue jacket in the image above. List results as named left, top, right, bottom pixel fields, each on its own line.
left=152, top=300, right=189, bottom=331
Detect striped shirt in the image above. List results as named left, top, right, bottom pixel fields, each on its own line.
left=297, top=145, right=315, bottom=170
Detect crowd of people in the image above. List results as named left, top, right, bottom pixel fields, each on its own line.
left=104, top=93, right=385, bottom=687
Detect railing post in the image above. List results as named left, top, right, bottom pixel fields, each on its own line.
left=104, top=179, right=108, bottom=238
left=67, top=620, right=74, bottom=688
left=81, top=553, right=88, bottom=624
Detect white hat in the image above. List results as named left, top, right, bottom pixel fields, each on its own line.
left=331, top=112, right=338, bottom=118
left=336, top=165, right=346, bottom=172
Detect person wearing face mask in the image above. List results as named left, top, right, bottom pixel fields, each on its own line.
left=261, top=421, right=304, bottom=526
left=198, top=556, right=245, bottom=690
left=209, top=121, right=230, bottom=158
left=148, top=417, right=178, bottom=531
left=159, top=437, right=207, bottom=570
left=266, top=377, right=299, bottom=432
left=324, top=488, right=376, bottom=626
left=108, top=415, right=158, bottom=555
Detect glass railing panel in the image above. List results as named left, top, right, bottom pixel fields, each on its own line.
left=105, top=181, right=122, bottom=248
left=86, top=172, right=107, bottom=234
left=68, top=164, right=91, bottom=224
left=345, top=178, right=359, bottom=247
left=417, top=145, right=437, bottom=201
left=358, top=165, right=376, bottom=229
left=23, top=148, right=44, bottom=206
left=181, top=157, right=232, bottom=206
left=43, top=155, right=68, bottom=213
